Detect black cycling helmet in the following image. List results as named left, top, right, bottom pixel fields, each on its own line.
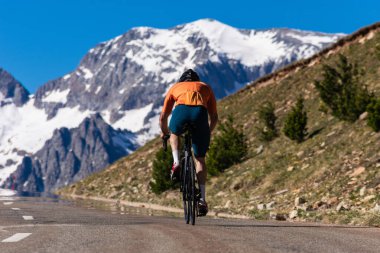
left=178, top=69, right=200, bottom=82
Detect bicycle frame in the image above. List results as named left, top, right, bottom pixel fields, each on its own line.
left=162, top=129, right=198, bottom=225
left=181, top=130, right=197, bottom=225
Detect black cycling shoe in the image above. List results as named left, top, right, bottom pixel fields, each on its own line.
left=170, top=164, right=180, bottom=182
left=198, top=200, right=208, bottom=217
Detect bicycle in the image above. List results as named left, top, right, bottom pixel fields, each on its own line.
left=162, top=125, right=199, bottom=225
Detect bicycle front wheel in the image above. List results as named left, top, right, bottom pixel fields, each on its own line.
left=189, top=157, right=196, bottom=225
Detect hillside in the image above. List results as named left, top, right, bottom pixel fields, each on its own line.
left=58, top=22, right=380, bottom=226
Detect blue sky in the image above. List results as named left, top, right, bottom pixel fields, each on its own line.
left=0, top=0, right=379, bottom=93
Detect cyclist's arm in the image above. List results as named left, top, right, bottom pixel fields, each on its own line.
left=160, top=111, right=171, bottom=136
left=160, top=89, right=175, bottom=136
left=207, top=87, right=218, bottom=132
left=209, top=112, right=218, bottom=132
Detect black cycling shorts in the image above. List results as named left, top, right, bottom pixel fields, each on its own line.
left=169, top=105, right=210, bottom=157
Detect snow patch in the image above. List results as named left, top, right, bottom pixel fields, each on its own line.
left=101, top=110, right=111, bottom=123
left=42, top=89, right=70, bottom=104
left=79, top=67, right=94, bottom=79
left=0, top=100, right=92, bottom=184
left=185, top=19, right=287, bottom=65
left=112, top=103, right=153, bottom=132
left=95, top=86, right=102, bottom=94
left=287, top=33, right=338, bottom=46
left=63, top=74, right=71, bottom=80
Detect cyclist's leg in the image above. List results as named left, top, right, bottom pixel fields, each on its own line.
left=190, top=106, right=210, bottom=204
left=194, top=156, right=208, bottom=215
left=191, top=106, right=210, bottom=168
left=193, top=156, right=206, bottom=184
left=169, top=105, right=189, bottom=165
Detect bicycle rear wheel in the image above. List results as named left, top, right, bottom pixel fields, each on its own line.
left=182, top=158, right=190, bottom=224
left=189, top=157, right=196, bottom=225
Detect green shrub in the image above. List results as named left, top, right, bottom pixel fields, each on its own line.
left=367, top=97, right=380, bottom=132
left=314, top=54, right=373, bottom=122
left=150, top=146, right=174, bottom=194
left=206, top=115, right=248, bottom=176
left=257, top=102, right=278, bottom=142
left=283, top=97, right=308, bottom=143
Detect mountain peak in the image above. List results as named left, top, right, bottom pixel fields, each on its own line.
left=178, top=18, right=234, bottom=36
left=0, top=68, right=30, bottom=106
left=185, top=18, right=226, bottom=27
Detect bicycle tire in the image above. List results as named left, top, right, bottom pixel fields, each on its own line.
left=189, top=157, right=196, bottom=225
left=183, top=157, right=190, bottom=224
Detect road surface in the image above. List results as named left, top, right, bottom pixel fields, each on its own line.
left=0, top=195, right=379, bottom=253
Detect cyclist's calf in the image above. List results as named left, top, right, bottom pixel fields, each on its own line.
left=194, top=156, right=207, bottom=185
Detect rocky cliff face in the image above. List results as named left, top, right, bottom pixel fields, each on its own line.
left=3, top=113, right=134, bottom=192
left=0, top=68, right=29, bottom=106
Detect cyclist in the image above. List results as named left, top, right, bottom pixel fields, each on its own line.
left=159, top=69, right=218, bottom=216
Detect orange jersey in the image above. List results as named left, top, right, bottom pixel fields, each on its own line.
left=162, top=81, right=217, bottom=115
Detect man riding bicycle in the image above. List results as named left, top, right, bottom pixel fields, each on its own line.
left=159, top=69, right=218, bottom=216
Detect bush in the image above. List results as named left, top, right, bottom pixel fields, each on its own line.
left=150, top=146, right=174, bottom=194
left=257, top=102, right=278, bottom=142
left=206, top=115, right=248, bottom=176
left=314, top=54, right=373, bottom=122
left=367, top=98, right=380, bottom=132
left=283, top=97, right=308, bottom=143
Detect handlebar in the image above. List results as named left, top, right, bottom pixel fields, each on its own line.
left=162, top=135, right=170, bottom=151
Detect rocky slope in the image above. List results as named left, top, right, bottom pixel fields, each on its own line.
left=0, top=19, right=341, bottom=192
left=0, top=68, right=29, bottom=106
left=3, top=114, right=134, bottom=192
left=58, top=22, right=380, bottom=226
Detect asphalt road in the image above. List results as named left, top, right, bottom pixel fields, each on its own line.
left=1, top=195, right=380, bottom=253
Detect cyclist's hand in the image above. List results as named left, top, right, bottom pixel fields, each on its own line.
left=161, top=132, right=170, bottom=139
left=161, top=133, right=170, bottom=151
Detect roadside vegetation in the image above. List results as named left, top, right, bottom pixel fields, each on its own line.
left=367, top=98, right=380, bottom=132
left=314, top=54, right=373, bottom=122
left=150, top=146, right=174, bottom=194
left=282, top=97, right=308, bottom=143
left=206, top=115, right=248, bottom=176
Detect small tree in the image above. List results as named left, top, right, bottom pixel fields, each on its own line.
left=150, top=146, right=174, bottom=194
left=257, top=102, right=278, bottom=142
left=283, top=97, right=308, bottom=143
left=314, top=54, right=373, bottom=122
left=206, top=115, right=248, bottom=176
left=367, top=98, right=380, bottom=132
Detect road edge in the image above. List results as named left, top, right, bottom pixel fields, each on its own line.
left=62, top=193, right=250, bottom=220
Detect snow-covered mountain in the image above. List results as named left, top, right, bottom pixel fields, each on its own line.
left=0, top=19, right=343, bottom=192
left=3, top=113, right=135, bottom=192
